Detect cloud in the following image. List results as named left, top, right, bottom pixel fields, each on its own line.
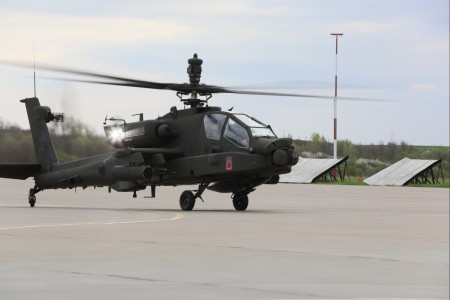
left=0, top=10, right=188, bottom=61
left=153, top=0, right=295, bottom=16
left=409, top=83, right=437, bottom=91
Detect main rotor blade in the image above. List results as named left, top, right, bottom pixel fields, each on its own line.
left=40, top=76, right=226, bottom=94
left=40, top=76, right=183, bottom=90
left=2, top=60, right=230, bottom=94
left=42, top=76, right=396, bottom=102
left=221, top=88, right=398, bottom=102
left=1, top=60, right=175, bottom=90
left=227, top=80, right=377, bottom=90
left=2, top=60, right=397, bottom=102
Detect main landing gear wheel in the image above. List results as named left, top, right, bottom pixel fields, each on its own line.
left=179, top=190, right=196, bottom=211
left=28, top=195, right=36, bottom=207
left=232, top=193, right=249, bottom=211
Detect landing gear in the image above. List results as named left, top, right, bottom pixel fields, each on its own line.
left=28, top=195, right=36, bottom=207
left=232, top=193, right=249, bottom=211
left=230, top=180, right=254, bottom=211
left=179, top=190, right=195, bottom=211
left=179, top=181, right=210, bottom=211
left=178, top=180, right=253, bottom=211
left=28, top=186, right=42, bottom=207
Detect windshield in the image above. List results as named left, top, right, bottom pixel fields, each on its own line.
left=232, top=113, right=277, bottom=138
left=224, top=118, right=250, bottom=148
left=204, top=114, right=226, bottom=140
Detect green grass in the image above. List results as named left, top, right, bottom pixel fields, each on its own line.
left=406, top=181, right=449, bottom=188
left=313, top=177, right=367, bottom=185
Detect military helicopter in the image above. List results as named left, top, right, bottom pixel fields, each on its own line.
left=0, top=54, right=370, bottom=211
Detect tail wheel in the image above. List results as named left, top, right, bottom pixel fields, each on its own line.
left=232, top=193, right=249, bottom=211
left=28, top=195, right=36, bottom=207
left=179, top=190, right=195, bottom=211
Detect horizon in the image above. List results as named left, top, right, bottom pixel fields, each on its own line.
left=1, top=117, right=448, bottom=148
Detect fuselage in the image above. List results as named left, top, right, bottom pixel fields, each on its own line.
left=36, top=105, right=298, bottom=193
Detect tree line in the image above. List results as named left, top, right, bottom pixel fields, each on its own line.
left=293, top=133, right=449, bottom=178
left=0, top=118, right=113, bottom=164
left=0, top=119, right=448, bottom=179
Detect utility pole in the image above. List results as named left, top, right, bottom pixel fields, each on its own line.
left=330, top=33, right=343, bottom=160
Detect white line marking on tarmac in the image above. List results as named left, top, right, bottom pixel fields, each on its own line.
left=0, top=203, right=447, bottom=218
left=0, top=213, right=183, bottom=230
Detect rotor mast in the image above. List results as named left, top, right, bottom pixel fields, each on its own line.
left=179, top=53, right=212, bottom=108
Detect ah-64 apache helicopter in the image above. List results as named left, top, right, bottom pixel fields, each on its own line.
left=0, top=54, right=366, bottom=211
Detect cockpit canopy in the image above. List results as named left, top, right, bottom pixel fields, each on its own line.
left=203, top=112, right=276, bottom=148
left=232, top=113, right=276, bottom=138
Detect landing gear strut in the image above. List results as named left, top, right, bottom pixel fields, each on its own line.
left=179, top=181, right=210, bottom=211
left=28, top=187, right=42, bottom=207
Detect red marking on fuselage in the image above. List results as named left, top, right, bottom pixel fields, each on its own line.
left=225, top=156, right=233, bottom=171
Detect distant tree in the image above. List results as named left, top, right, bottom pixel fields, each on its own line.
left=310, top=132, right=321, bottom=143
left=1, top=118, right=113, bottom=163
left=49, top=117, right=95, bottom=137
left=340, top=139, right=356, bottom=158
left=386, top=141, right=397, bottom=162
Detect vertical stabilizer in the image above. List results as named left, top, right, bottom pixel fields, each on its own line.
left=20, top=97, right=58, bottom=171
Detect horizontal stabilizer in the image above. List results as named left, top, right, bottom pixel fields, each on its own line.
left=0, top=164, right=41, bottom=180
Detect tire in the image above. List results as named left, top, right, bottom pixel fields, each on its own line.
left=29, top=195, right=36, bottom=208
left=179, top=190, right=195, bottom=211
left=233, top=194, right=248, bottom=211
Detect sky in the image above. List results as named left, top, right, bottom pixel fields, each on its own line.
left=0, top=0, right=448, bottom=146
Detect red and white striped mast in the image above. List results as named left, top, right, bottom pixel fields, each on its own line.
left=330, top=33, right=343, bottom=160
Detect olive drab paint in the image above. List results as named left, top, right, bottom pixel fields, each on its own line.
left=0, top=54, right=301, bottom=211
